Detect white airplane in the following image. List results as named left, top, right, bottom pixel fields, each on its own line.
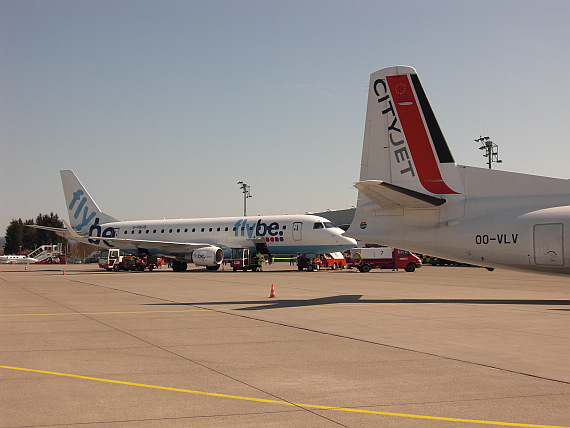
left=32, top=170, right=356, bottom=271
left=346, top=65, right=570, bottom=275
left=0, top=255, right=39, bottom=264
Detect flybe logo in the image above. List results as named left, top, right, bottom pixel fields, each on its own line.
left=233, top=219, right=285, bottom=242
left=373, top=78, right=416, bottom=178
left=69, top=189, right=114, bottom=246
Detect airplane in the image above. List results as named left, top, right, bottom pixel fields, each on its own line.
left=0, top=255, right=39, bottom=264
left=31, top=170, right=356, bottom=271
left=346, top=65, right=570, bottom=275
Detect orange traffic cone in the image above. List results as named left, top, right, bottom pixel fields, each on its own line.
left=62, top=269, right=66, bottom=275
left=269, top=284, right=276, bottom=298
left=25, top=265, right=28, bottom=271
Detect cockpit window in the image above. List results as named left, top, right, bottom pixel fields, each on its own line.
left=313, top=222, right=324, bottom=229
left=323, top=222, right=336, bottom=228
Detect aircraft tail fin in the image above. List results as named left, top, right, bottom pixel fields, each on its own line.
left=358, top=66, right=463, bottom=200
left=60, top=170, right=118, bottom=232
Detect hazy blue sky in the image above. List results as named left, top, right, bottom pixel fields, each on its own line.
left=2, top=0, right=569, bottom=235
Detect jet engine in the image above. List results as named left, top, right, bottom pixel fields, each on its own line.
left=190, top=246, right=224, bottom=267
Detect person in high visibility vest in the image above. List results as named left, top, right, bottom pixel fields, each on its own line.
left=255, top=252, right=263, bottom=272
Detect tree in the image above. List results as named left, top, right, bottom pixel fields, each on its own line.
left=34, top=213, right=66, bottom=247
left=4, top=219, right=25, bottom=254
left=3, top=213, right=68, bottom=255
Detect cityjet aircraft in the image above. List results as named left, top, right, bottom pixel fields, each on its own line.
left=33, top=170, right=356, bottom=271
left=346, top=66, right=569, bottom=275
left=0, top=255, right=39, bottom=264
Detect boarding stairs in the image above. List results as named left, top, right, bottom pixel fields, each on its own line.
left=27, top=244, right=63, bottom=263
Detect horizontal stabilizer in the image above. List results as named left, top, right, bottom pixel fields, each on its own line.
left=355, top=180, right=446, bottom=209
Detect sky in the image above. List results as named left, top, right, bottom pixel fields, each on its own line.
left=1, top=0, right=569, bottom=236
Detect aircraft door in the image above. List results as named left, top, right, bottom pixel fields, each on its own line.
left=533, top=223, right=564, bottom=266
left=293, top=222, right=302, bottom=241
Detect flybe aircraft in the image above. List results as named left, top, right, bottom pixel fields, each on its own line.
left=346, top=66, right=569, bottom=275
left=34, top=170, right=356, bottom=271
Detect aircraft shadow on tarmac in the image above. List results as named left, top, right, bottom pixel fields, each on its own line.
left=149, top=295, right=569, bottom=311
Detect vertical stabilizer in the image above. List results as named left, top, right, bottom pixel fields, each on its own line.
left=60, top=170, right=118, bottom=232
left=359, top=66, right=463, bottom=196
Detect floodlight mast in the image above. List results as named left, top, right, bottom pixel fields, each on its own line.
left=237, top=181, right=252, bottom=216
left=475, top=136, right=502, bottom=169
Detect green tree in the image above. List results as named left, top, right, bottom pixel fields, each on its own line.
left=4, top=219, right=25, bottom=254
left=34, top=212, right=66, bottom=248
left=4, top=213, right=68, bottom=255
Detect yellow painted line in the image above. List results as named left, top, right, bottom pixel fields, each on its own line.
left=0, top=309, right=210, bottom=317
left=0, top=365, right=566, bottom=427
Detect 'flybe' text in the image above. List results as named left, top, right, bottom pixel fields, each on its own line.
left=234, top=219, right=284, bottom=240
left=69, top=189, right=114, bottom=246
left=373, top=79, right=416, bottom=177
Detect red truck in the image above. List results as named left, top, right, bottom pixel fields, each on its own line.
left=346, top=247, right=421, bottom=272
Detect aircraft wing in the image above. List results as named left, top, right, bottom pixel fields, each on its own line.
left=355, top=180, right=446, bottom=209
left=79, top=235, right=226, bottom=256
left=28, top=223, right=224, bottom=256
left=26, top=224, right=86, bottom=239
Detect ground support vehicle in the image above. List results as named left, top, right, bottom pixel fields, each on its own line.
left=99, top=249, right=159, bottom=271
left=297, top=255, right=322, bottom=271
left=346, top=247, right=421, bottom=272
left=319, top=252, right=347, bottom=269
left=229, top=248, right=264, bottom=271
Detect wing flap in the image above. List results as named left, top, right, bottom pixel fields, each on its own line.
left=355, top=180, right=446, bottom=209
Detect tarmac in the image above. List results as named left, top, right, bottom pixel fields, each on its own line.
left=0, top=262, right=568, bottom=427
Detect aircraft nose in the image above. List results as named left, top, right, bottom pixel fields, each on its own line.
left=337, top=233, right=357, bottom=247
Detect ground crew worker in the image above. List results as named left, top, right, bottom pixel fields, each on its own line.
left=255, top=252, right=263, bottom=272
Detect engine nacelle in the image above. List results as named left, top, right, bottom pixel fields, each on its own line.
left=190, top=246, right=223, bottom=267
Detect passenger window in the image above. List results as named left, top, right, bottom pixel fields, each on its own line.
left=217, top=227, right=220, bottom=232
left=184, top=228, right=188, bottom=232
left=139, top=230, right=142, bottom=234
left=225, top=227, right=229, bottom=231
left=201, top=228, right=204, bottom=232
left=131, top=231, right=135, bottom=234
left=177, top=229, right=180, bottom=233
left=192, top=228, right=195, bottom=232
left=124, top=231, right=127, bottom=235
left=209, top=228, right=212, bottom=232
left=169, top=229, right=173, bottom=233
left=161, top=229, right=164, bottom=233
left=146, top=230, right=149, bottom=234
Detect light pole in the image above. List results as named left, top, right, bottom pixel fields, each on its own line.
left=237, top=181, right=251, bottom=216
left=475, top=136, right=502, bottom=169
